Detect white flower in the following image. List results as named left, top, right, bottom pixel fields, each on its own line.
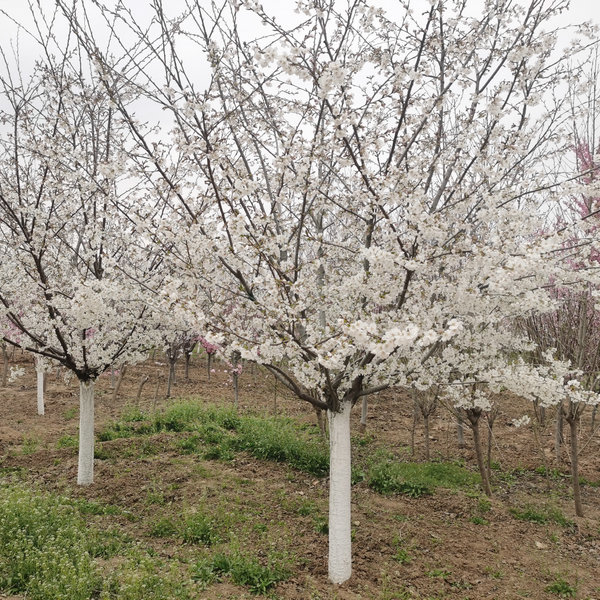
left=512, top=415, right=531, bottom=428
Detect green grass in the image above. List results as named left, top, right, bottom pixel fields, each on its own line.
left=56, top=435, right=78, bottom=449
left=546, top=575, right=577, bottom=597
left=99, top=400, right=329, bottom=476
left=21, top=436, right=41, bottom=455
left=181, top=511, right=221, bottom=546
left=232, top=415, right=329, bottom=476
left=367, top=456, right=479, bottom=497
left=191, top=551, right=290, bottom=594
left=509, top=504, right=572, bottom=527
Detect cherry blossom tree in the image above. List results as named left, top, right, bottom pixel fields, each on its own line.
left=60, top=0, right=595, bottom=582
left=0, top=16, right=164, bottom=485
left=517, top=55, right=600, bottom=516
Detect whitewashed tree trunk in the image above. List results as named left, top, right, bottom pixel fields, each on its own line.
left=328, top=401, right=352, bottom=584
left=36, top=365, right=45, bottom=416
left=77, top=380, right=95, bottom=485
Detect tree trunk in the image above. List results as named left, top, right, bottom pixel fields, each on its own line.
left=207, top=353, right=212, bottom=381
left=591, top=405, right=597, bottom=434
left=359, top=397, right=368, bottom=433
left=77, top=380, right=95, bottom=486
left=233, top=372, right=239, bottom=410
left=468, top=411, right=492, bottom=496
left=315, top=406, right=327, bottom=439
left=555, top=401, right=564, bottom=466
left=136, top=375, right=149, bottom=407
left=111, top=365, right=127, bottom=403
left=423, top=414, right=430, bottom=461
left=456, top=414, right=465, bottom=449
left=486, top=423, right=492, bottom=482
left=232, top=351, right=241, bottom=410
left=1, top=344, right=8, bottom=387
left=152, top=375, right=161, bottom=411
left=184, top=352, right=191, bottom=381
left=328, top=402, right=352, bottom=584
left=166, top=361, right=175, bottom=398
left=567, top=410, right=584, bottom=517
left=36, top=366, right=45, bottom=416
left=410, top=399, right=419, bottom=456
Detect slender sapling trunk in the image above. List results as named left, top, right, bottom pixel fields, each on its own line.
left=566, top=405, right=584, bottom=517
left=467, top=409, right=492, bottom=496
left=456, top=414, right=465, bottom=449
left=111, top=365, right=127, bottom=402
left=555, top=401, right=564, bottom=466
left=359, top=397, right=368, bottom=433
left=36, top=367, right=45, bottom=416
left=166, top=360, right=175, bottom=398
left=184, top=352, right=191, bottom=381
left=315, top=406, right=327, bottom=439
left=136, top=375, right=149, bottom=407
left=1, top=344, right=8, bottom=387
left=423, top=413, right=431, bottom=461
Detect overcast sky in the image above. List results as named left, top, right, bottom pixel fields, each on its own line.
left=0, top=0, right=597, bottom=126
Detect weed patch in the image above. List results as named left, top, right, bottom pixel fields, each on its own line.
left=368, top=457, right=479, bottom=496
left=509, top=505, right=572, bottom=527
left=191, top=551, right=289, bottom=594
left=0, top=482, right=99, bottom=600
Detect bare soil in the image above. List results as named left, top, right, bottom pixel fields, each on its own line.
left=1, top=349, right=599, bottom=600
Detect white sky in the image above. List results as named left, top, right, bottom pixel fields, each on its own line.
left=0, top=0, right=597, bottom=125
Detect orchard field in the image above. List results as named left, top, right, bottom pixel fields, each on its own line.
left=2, top=0, right=600, bottom=597
left=1, top=350, right=599, bottom=600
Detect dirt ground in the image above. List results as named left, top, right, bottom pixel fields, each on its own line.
left=1, top=349, right=599, bottom=600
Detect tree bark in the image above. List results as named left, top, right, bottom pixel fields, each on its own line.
left=111, top=365, right=127, bottom=403
left=207, top=353, right=212, bottom=381
left=315, top=406, right=327, bottom=439
left=1, top=344, right=8, bottom=387
left=424, top=413, right=430, bottom=461
left=555, top=401, right=564, bottom=466
left=136, top=375, right=149, bottom=407
left=166, top=361, right=175, bottom=398
left=467, top=410, right=492, bottom=496
left=36, top=366, right=45, bottom=416
left=328, top=401, right=352, bottom=584
left=410, top=399, right=419, bottom=456
left=567, top=409, right=584, bottom=517
left=152, top=375, right=161, bottom=411
left=456, top=414, right=465, bottom=449
left=78, top=380, right=95, bottom=485
left=184, top=352, right=191, bottom=381
left=359, top=397, right=368, bottom=433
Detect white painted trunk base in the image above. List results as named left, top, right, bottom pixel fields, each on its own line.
left=77, top=380, right=95, bottom=485
left=328, top=402, right=352, bottom=584
left=36, top=368, right=45, bottom=416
